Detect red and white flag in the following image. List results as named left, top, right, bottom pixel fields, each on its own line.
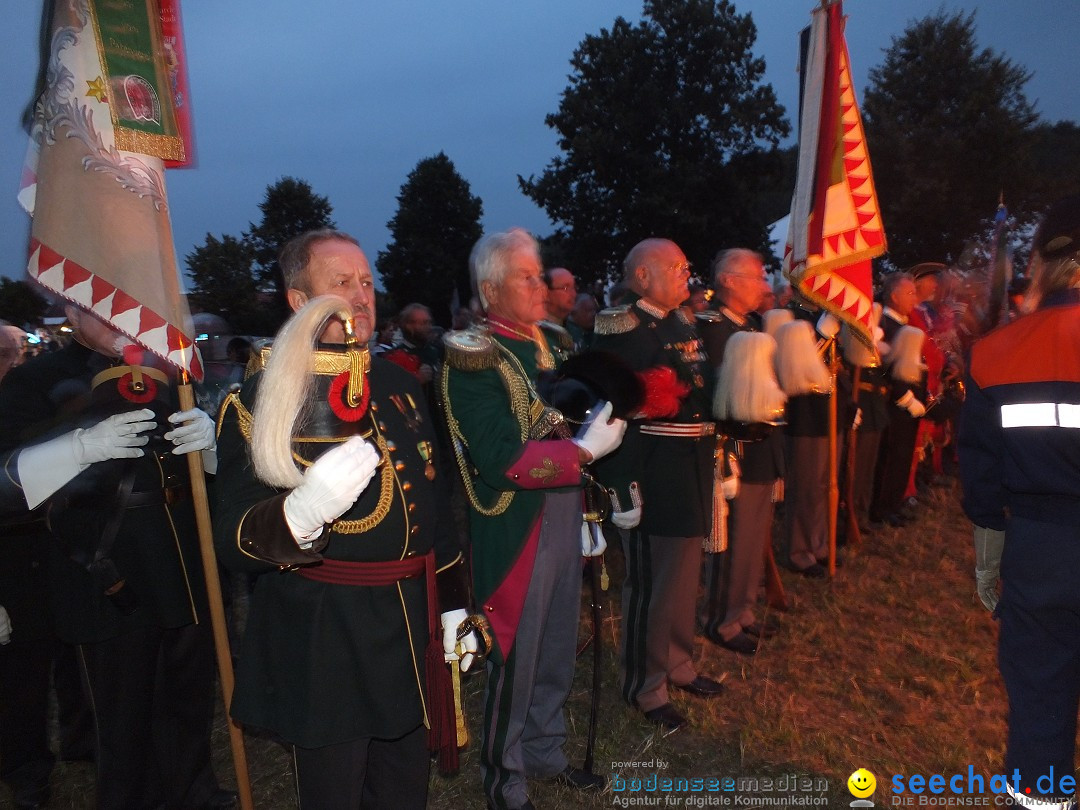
left=782, top=1, right=885, bottom=345
left=19, top=0, right=201, bottom=379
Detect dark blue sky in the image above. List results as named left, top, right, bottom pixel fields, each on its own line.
left=2, top=1, right=1077, bottom=287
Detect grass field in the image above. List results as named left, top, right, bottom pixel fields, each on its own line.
left=8, top=479, right=1016, bottom=809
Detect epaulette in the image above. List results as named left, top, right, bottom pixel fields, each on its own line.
left=594, top=305, right=639, bottom=335
left=538, top=320, right=574, bottom=350
left=443, top=328, right=498, bottom=372
left=694, top=310, right=724, bottom=322
left=249, top=344, right=272, bottom=378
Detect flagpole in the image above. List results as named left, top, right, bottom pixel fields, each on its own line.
left=827, top=338, right=838, bottom=576
left=177, top=368, right=254, bottom=810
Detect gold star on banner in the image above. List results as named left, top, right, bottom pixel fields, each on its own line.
left=85, top=77, right=107, bottom=103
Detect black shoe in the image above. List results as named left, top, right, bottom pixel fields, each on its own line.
left=555, top=766, right=607, bottom=791
left=672, top=674, right=726, bottom=697
left=715, top=631, right=758, bottom=655
left=743, top=619, right=778, bottom=639
left=643, top=703, right=686, bottom=732
left=884, top=512, right=909, bottom=528
left=794, top=562, right=827, bottom=578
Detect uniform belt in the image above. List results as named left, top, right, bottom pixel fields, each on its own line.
left=67, top=484, right=190, bottom=509
left=857, top=382, right=889, bottom=395
left=124, top=485, right=190, bottom=508
left=640, top=421, right=716, bottom=438
left=296, top=550, right=431, bottom=586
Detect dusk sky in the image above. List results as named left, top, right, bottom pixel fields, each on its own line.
left=1, top=1, right=1077, bottom=290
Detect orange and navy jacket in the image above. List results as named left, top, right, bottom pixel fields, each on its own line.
left=959, top=289, right=1080, bottom=530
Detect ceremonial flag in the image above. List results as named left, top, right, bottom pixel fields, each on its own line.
left=19, top=0, right=201, bottom=379
left=782, top=0, right=885, bottom=344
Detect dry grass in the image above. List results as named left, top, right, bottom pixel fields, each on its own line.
left=7, top=480, right=1015, bottom=808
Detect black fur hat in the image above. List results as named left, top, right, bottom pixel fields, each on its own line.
left=541, top=350, right=644, bottom=422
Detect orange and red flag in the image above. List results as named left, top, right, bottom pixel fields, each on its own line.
left=782, top=0, right=885, bottom=345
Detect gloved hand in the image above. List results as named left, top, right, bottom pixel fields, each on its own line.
left=973, top=525, right=1005, bottom=612
left=573, top=401, right=626, bottom=463
left=0, top=605, right=11, bottom=645
left=165, top=408, right=215, bottom=455
left=72, top=409, right=156, bottom=467
left=721, top=475, right=739, bottom=500
left=283, top=436, right=381, bottom=542
left=896, top=390, right=927, bottom=418
left=816, top=312, right=841, bottom=339
left=610, top=506, right=641, bottom=530
left=441, top=608, right=478, bottom=672
left=580, top=521, right=608, bottom=557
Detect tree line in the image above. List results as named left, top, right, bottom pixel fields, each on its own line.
left=112, top=3, right=1080, bottom=337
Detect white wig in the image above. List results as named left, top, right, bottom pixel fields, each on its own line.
left=761, top=308, right=794, bottom=339
left=251, top=294, right=353, bottom=488
left=774, top=320, right=833, bottom=396
left=887, top=325, right=927, bottom=384
left=713, top=331, right=787, bottom=423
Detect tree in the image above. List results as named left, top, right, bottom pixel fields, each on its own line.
left=519, top=0, right=790, bottom=283
left=185, top=234, right=272, bottom=335
left=376, top=153, right=483, bottom=324
left=248, top=177, right=336, bottom=326
left=0, top=278, right=48, bottom=328
left=862, top=10, right=1038, bottom=268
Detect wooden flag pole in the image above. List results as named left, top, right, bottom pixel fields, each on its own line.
left=177, top=376, right=254, bottom=810
left=826, top=338, right=839, bottom=577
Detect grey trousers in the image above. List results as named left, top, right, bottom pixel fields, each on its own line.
left=481, top=491, right=582, bottom=810
left=717, top=481, right=773, bottom=640
left=785, top=434, right=829, bottom=570
left=620, top=530, right=701, bottom=712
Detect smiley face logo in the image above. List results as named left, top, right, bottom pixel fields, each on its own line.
left=848, top=768, right=876, bottom=799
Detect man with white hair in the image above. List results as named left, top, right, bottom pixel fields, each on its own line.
left=442, top=228, right=625, bottom=810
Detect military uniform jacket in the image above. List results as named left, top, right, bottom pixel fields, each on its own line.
left=0, top=341, right=207, bottom=644
left=214, top=352, right=465, bottom=748
left=593, top=295, right=714, bottom=536
left=960, top=289, right=1080, bottom=531
left=442, top=327, right=583, bottom=664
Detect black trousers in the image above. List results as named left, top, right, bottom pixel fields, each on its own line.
left=79, top=621, right=218, bottom=810
left=293, top=724, right=429, bottom=810
left=870, top=410, right=918, bottom=520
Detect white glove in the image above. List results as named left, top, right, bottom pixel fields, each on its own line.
left=573, top=401, right=627, bottom=463
left=165, top=408, right=215, bottom=455
left=816, top=312, right=841, bottom=339
left=721, top=475, right=739, bottom=500
left=610, top=506, right=641, bottom=529
left=283, top=436, right=381, bottom=542
left=896, top=390, right=926, bottom=418
left=441, top=608, right=478, bottom=672
left=974, top=525, right=1004, bottom=612
left=0, top=605, right=11, bottom=645
left=71, top=409, right=156, bottom=467
left=580, top=521, right=608, bottom=557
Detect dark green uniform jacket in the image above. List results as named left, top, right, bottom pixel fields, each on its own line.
left=214, top=350, right=465, bottom=748
left=442, top=327, right=583, bottom=663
